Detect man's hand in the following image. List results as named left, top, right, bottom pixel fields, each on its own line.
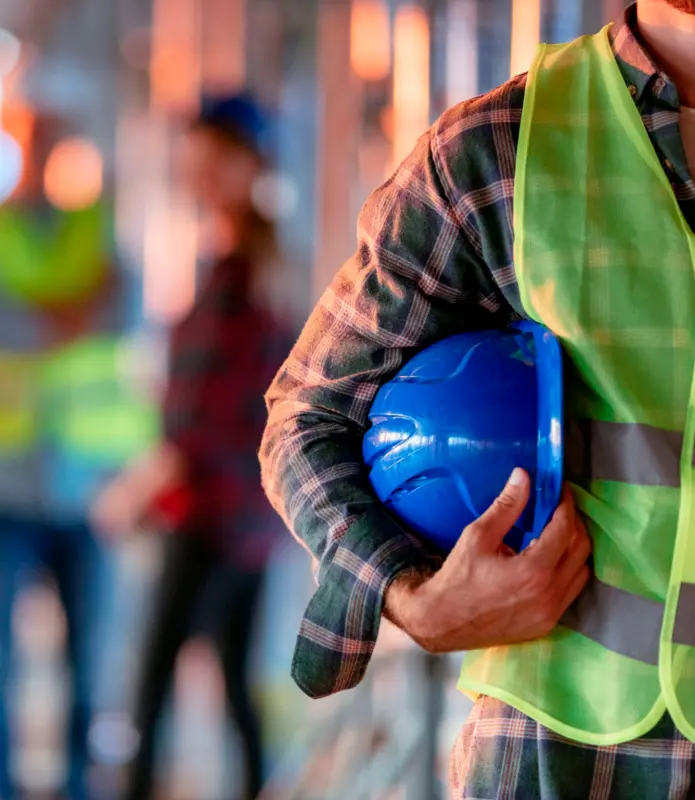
left=90, top=443, right=187, bottom=541
left=383, top=469, right=591, bottom=653
left=90, top=473, right=150, bottom=541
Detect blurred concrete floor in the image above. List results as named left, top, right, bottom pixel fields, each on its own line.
left=8, top=540, right=472, bottom=799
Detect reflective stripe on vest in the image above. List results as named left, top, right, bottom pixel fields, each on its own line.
left=560, top=579, right=663, bottom=665
left=457, top=25, right=695, bottom=746
left=566, top=419, right=686, bottom=487
left=0, top=352, right=39, bottom=451
left=41, top=336, right=158, bottom=462
left=561, top=580, right=695, bottom=665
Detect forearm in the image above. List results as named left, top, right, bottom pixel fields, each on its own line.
left=260, top=401, right=431, bottom=572
left=260, top=126, right=500, bottom=697
left=382, top=565, right=434, bottom=627
left=260, top=400, right=435, bottom=698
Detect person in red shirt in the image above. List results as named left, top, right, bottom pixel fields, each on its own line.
left=92, top=94, right=290, bottom=800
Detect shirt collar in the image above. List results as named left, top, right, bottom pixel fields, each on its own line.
left=610, top=3, right=680, bottom=110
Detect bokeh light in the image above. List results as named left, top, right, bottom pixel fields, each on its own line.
left=252, top=171, right=299, bottom=222
left=0, top=131, right=23, bottom=202
left=43, top=137, right=103, bottom=211
left=350, top=0, right=390, bottom=82
left=0, top=29, right=21, bottom=78
left=393, top=5, right=430, bottom=166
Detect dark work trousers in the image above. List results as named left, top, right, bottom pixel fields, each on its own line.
left=0, top=516, right=109, bottom=800
left=122, top=531, right=264, bottom=800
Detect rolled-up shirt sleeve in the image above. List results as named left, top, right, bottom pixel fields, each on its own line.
left=260, top=123, right=504, bottom=698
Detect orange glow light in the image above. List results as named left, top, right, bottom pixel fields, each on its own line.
left=143, top=193, right=197, bottom=322
left=393, top=5, right=430, bottom=167
left=350, top=0, right=391, bottom=82
left=2, top=101, right=33, bottom=150
left=150, top=0, right=200, bottom=112
left=44, top=138, right=103, bottom=211
left=202, top=0, right=245, bottom=92
left=510, top=0, right=541, bottom=77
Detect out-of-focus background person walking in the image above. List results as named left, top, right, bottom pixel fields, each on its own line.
left=0, top=109, right=157, bottom=799
left=92, top=93, right=291, bottom=800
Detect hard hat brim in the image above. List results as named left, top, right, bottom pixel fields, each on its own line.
left=513, top=320, right=564, bottom=549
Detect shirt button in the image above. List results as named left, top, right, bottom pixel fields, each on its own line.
left=665, top=159, right=674, bottom=172
left=628, top=84, right=637, bottom=98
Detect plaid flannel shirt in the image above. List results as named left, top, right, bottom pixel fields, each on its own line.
left=260, top=5, right=695, bottom=699
left=449, top=697, right=695, bottom=799
left=165, top=254, right=290, bottom=569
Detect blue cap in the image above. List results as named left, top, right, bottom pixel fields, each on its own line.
left=197, top=93, right=274, bottom=161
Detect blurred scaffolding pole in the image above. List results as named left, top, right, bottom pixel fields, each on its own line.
left=510, top=0, right=541, bottom=77
left=392, top=4, right=430, bottom=167
left=201, top=0, right=245, bottom=92
left=144, top=0, right=201, bottom=323
left=143, top=0, right=247, bottom=324
left=313, top=0, right=432, bottom=298
left=313, top=0, right=362, bottom=297
left=446, top=0, right=478, bottom=108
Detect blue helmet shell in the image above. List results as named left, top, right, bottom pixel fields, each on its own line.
left=363, top=322, right=563, bottom=553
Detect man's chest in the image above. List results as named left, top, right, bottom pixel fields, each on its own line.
left=476, top=113, right=695, bottom=321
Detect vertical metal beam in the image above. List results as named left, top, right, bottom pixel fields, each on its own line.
left=407, top=651, right=445, bottom=800
left=550, top=0, right=583, bottom=42
left=582, top=0, right=603, bottom=35
left=446, top=0, right=478, bottom=107
left=150, top=0, right=201, bottom=113
left=201, top=0, right=245, bottom=93
left=510, top=0, right=541, bottom=77
left=313, top=0, right=361, bottom=298
left=393, top=4, right=430, bottom=167
left=145, top=0, right=200, bottom=322
left=246, top=0, right=284, bottom=106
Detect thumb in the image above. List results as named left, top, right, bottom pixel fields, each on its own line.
left=466, top=468, right=531, bottom=552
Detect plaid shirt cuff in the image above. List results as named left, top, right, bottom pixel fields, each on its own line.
left=291, top=509, right=435, bottom=698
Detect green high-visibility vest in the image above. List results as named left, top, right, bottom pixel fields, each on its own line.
left=40, top=335, right=159, bottom=463
left=0, top=351, right=39, bottom=452
left=0, top=350, right=42, bottom=515
left=457, top=26, right=695, bottom=745
left=0, top=202, right=107, bottom=307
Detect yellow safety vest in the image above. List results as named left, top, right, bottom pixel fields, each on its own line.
left=40, top=335, right=159, bottom=463
left=0, top=350, right=39, bottom=452
left=458, top=26, right=695, bottom=745
left=0, top=202, right=107, bottom=307
left=0, top=349, right=42, bottom=516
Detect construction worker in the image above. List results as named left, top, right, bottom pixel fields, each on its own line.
left=260, top=1, right=695, bottom=797
left=0, top=114, right=157, bottom=800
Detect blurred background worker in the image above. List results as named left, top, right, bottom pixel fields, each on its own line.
left=92, top=93, right=290, bottom=800
left=0, top=112, right=157, bottom=800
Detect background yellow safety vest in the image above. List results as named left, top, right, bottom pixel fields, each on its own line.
left=39, top=335, right=159, bottom=518
left=0, top=348, right=42, bottom=516
left=0, top=202, right=107, bottom=307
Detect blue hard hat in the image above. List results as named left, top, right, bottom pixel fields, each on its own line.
left=363, top=321, right=564, bottom=553
left=197, top=93, right=274, bottom=161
